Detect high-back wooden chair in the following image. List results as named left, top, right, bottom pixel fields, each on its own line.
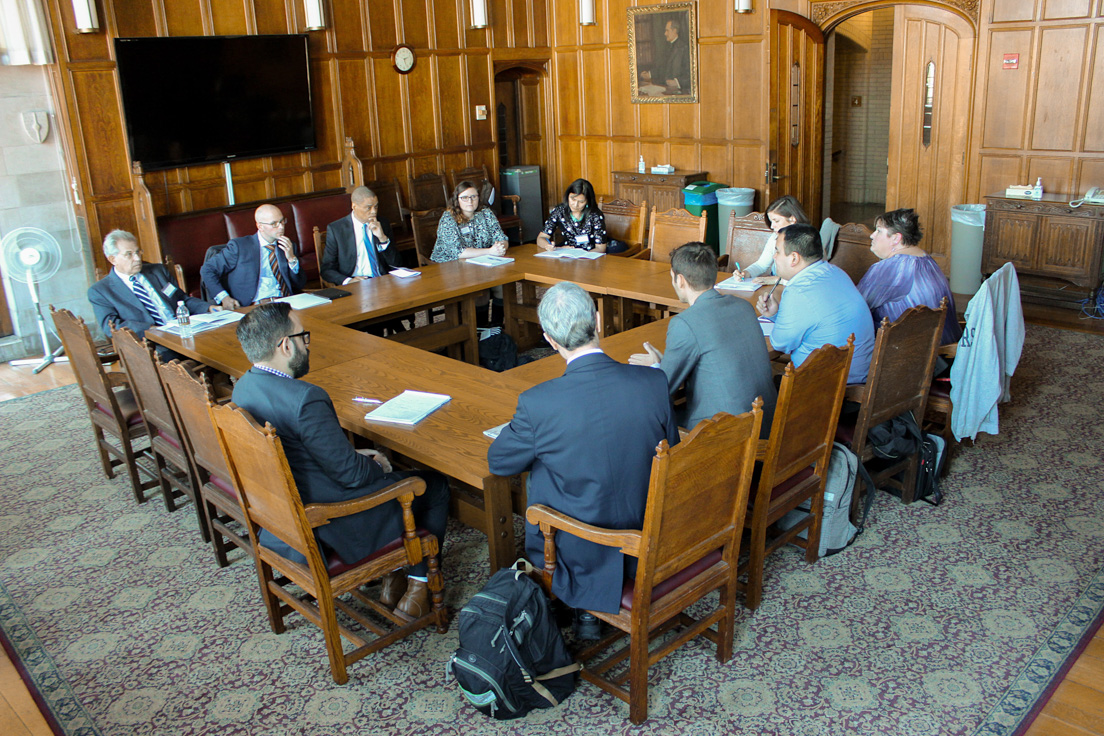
left=113, top=328, right=206, bottom=535
left=597, top=197, right=647, bottom=257
left=408, top=172, right=449, bottom=211
left=742, top=340, right=854, bottom=611
left=527, top=406, right=763, bottom=724
left=633, top=207, right=707, bottom=263
left=312, top=227, right=338, bottom=288
left=208, top=401, right=448, bottom=684
left=837, top=303, right=947, bottom=513
left=720, top=210, right=773, bottom=273
left=828, top=223, right=878, bottom=284
left=450, top=164, right=522, bottom=239
left=159, top=360, right=247, bottom=567
left=410, top=207, right=446, bottom=266
left=50, top=307, right=157, bottom=505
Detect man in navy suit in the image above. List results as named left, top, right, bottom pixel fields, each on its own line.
left=232, top=302, right=449, bottom=620
left=200, top=203, right=306, bottom=309
left=320, top=186, right=402, bottom=285
left=87, top=229, right=214, bottom=360
left=488, top=282, right=679, bottom=635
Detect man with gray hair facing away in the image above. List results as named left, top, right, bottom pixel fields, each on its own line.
left=488, top=282, right=678, bottom=638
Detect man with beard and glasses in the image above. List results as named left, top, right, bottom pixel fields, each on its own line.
left=231, top=303, right=450, bottom=620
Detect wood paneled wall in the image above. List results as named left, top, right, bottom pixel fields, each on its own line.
left=544, top=2, right=770, bottom=201
left=968, top=0, right=1104, bottom=200
left=42, top=0, right=548, bottom=275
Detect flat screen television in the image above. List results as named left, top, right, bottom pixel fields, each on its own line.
left=115, top=35, right=316, bottom=171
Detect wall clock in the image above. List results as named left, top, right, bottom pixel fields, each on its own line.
left=392, top=44, right=416, bottom=74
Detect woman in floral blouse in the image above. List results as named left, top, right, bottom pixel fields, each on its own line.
left=430, top=180, right=508, bottom=262
left=536, top=178, right=609, bottom=253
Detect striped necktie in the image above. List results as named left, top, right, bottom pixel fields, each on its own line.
left=130, top=275, right=166, bottom=325
left=363, top=223, right=379, bottom=278
left=266, top=244, right=291, bottom=297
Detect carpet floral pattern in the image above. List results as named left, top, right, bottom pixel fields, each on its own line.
left=1, top=324, right=1103, bottom=736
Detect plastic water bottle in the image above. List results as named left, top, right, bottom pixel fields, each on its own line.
left=1032, top=177, right=1043, bottom=200
left=176, top=301, right=192, bottom=337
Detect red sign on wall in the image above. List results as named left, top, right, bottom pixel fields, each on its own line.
left=1003, top=54, right=1019, bottom=70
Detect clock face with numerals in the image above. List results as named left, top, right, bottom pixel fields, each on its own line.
left=392, top=45, right=415, bottom=74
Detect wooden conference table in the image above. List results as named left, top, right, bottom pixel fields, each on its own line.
left=147, top=248, right=770, bottom=572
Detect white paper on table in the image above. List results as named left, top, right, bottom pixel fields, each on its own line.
left=466, top=255, right=515, bottom=267
left=483, top=422, right=509, bottom=440
left=364, top=390, right=451, bottom=425
left=534, top=248, right=604, bottom=260
left=389, top=268, right=421, bottom=278
left=758, top=319, right=775, bottom=338
left=274, top=293, right=331, bottom=309
left=715, top=277, right=760, bottom=293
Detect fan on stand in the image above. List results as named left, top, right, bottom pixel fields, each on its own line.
left=1, top=227, right=66, bottom=373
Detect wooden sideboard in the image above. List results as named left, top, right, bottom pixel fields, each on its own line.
left=612, top=170, right=707, bottom=212
left=982, top=193, right=1104, bottom=290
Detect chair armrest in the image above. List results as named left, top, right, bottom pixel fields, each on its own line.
left=304, top=476, right=425, bottom=528
left=717, top=254, right=729, bottom=270
left=938, top=342, right=957, bottom=359
left=630, top=247, right=652, bottom=261
left=612, top=242, right=644, bottom=258
left=107, top=371, right=130, bottom=389
left=844, top=384, right=868, bottom=403
left=526, top=504, right=642, bottom=557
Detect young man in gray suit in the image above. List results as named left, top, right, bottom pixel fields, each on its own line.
left=630, top=241, right=777, bottom=435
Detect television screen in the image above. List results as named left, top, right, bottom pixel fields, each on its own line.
left=115, top=35, right=316, bottom=171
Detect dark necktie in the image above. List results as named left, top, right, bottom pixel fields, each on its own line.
left=363, top=223, right=380, bottom=278
left=130, top=275, right=166, bottom=325
left=266, top=244, right=291, bottom=297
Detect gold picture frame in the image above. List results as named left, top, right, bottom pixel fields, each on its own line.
left=628, top=2, right=699, bottom=104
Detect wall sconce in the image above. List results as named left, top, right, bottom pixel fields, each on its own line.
left=469, top=0, right=488, bottom=29
left=735, top=0, right=753, bottom=13
left=303, top=0, right=325, bottom=30
left=579, top=0, right=596, bottom=26
left=71, top=0, right=99, bottom=33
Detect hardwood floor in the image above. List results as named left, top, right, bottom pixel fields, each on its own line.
left=0, top=301, right=1102, bottom=735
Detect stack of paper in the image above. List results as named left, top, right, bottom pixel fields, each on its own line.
left=466, top=254, right=514, bottom=267
left=715, top=276, right=761, bottom=292
left=534, top=248, right=604, bottom=260
left=364, top=390, right=451, bottom=425
left=389, top=267, right=421, bottom=278
left=275, top=293, right=331, bottom=309
left=158, top=309, right=244, bottom=334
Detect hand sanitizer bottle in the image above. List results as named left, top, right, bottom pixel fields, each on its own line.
left=638, top=155, right=646, bottom=173
left=176, top=301, right=192, bottom=338
left=1032, top=177, right=1043, bottom=200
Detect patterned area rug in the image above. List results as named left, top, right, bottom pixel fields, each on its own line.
left=2, top=324, right=1103, bottom=736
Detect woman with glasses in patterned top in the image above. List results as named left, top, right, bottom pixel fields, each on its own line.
left=430, top=180, right=509, bottom=262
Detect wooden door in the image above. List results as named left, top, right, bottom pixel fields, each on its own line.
left=886, top=6, right=974, bottom=270
left=768, top=11, right=826, bottom=223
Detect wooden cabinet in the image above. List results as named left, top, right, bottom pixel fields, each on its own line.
left=612, top=170, right=707, bottom=213
left=981, top=193, right=1104, bottom=289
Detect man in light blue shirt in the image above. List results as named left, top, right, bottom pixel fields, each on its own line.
left=757, top=223, right=875, bottom=384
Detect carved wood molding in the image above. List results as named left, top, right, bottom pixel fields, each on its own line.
left=810, top=1, right=979, bottom=27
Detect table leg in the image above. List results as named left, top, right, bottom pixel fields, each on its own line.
left=483, top=475, right=518, bottom=573
left=461, top=295, right=479, bottom=365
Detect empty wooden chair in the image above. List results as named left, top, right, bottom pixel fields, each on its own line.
left=633, top=207, right=707, bottom=264
left=742, top=340, right=853, bottom=611
left=159, top=360, right=247, bottom=566
left=720, top=210, right=773, bottom=273
left=364, top=177, right=415, bottom=253
left=828, top=223, right=879, bottom=284
left=410, top=207, right=446, bottom=266
left=837, top=304, right=946, bottom=512
left=527, top=407, right=762, bottom=724
left=597, top=197, right=647, bottom=257
left=113, top=327, right=206, bottom=536
left=208, top=401, right=448, bottom=684
left=408, top=172, right=449, bottom=211
left=50, top=307, right=157, bottom=504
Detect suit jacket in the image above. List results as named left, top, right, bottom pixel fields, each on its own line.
left=232, top=368, right=410, bottom=564
left=320, top=215, right=400, bottom=285
left=87, top=263, right=210, bottom=338
left=488, top=352, right=679, bottom=613
left=200, top=233, right=305, bottom=306
left=660, top=288, right=777, bottom=435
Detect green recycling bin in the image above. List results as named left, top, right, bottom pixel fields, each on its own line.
left=681, top=181, right=726, bottom=251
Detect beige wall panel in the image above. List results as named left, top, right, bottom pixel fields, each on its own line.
left=399, top=0, right=431, bottom=50
left=411, top=156, right=441, bottom=176
left=94, top=198, right=139, bottom=246
left=1078, top=158, right=1104, bottom=189
left=185, top=164, right=222, bottom=181
left=556, top=53, right=582, bottom=135
left=472, top=148, right=496, bottom=174
left=113, top=0, right=158, bottom=37
left=669, top=101, right=698, bottom=140
left=312, top=169, right=342, bottom=191
left=273, top=174, right=309, bottom=198
left=1026, top=157, right=1076, bottom=194
left=975, top=156, right=1022, bottom=202
left=1043, top=0, right=1093, bottom=19
left=310, top=60, right=339, bottom=163
left=582, top=139, right=611, bottom=191
left=638, top=103, right=665, bottom=139
left=511, top=0, right=532, bottom=47
left=731, top=40, right=764, bottom=141
left=731, top=144, right=764, bottom=193
left=700, top=144, right=730, bottom=186
left=698, top=43, right=729, bottom=140
left=607, top=0, right=630, bottom=45
left=234, top=179, right=270, bottom=203
left=465, top=27, right=489, bottom=50
left=231, top=159, right=267, bottom=176
left=552, top=0, right=577, bottom=46
left=559, top=139, right=583, bottom=190
left=210, top=0, right=250, bottom=35
left=374, top=161, right=409, bottom=188
left=582, top=49, right=610, bottom=136
left=71, top=70, right=130, bottom=194
left=609, top=47, right=634, bottom=135
left=982, top=29, right=1032, bottom=149
left=269, top=153, right=306, bottom=172
left=190, top=184, right=231, bottom=211
left=338, top=60, right=374, bottom=154
left=532, top=0, right=548, bottom=47
left=368, top=1, right=397, bottom=50
left=640, top=141, right=666, bottom=171
left=1031, top=26, right=1087, bottom=151
left=254, top=0, right=289, bottom=33
left=491, top=0, right=510, bottom=48
left=162, top=2, right=205, bottom=36
left=373, top=57, right=408, bottom=157
left=610, top=141, right=637, bottom=178
left=441, top=152, right=469, bottom=177
left=992, top=0, right=1038, bottom=22
left=1084, top=25, right=1104, bottom=151
left=468, top=55, right=493, bottom=144
left=699, top=0, right=730, bottom=39
left=579, top=4, right=603, bottom=47
left=435, top=0, right=461, bottom=50
left=668, top=143, right=699, bottom=173
left=438, top=56, right=468, bottom=148
left=408, top=60, right=438, bottom=153
left=521, top=79, right=542, bottom=138
left=332, top=0, right=367, bottom=52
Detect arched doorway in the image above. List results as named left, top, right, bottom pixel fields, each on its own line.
left=493, top=62, right=552, bottom=240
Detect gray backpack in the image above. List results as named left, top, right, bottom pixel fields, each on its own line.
left=777, top=442, right=861, bottom=556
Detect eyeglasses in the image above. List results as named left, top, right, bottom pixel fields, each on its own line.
left=259, top=218, right=288, bottom=227
left=284, top=330, right=311, bottom=346
left=458, top=195, right=479, bottom=202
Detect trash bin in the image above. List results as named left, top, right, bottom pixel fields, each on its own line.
left=950, top=204, right=986, bottom=294
left=716, top=187, right=757, bottom=237
left=681, top=181, right=726, bottom=251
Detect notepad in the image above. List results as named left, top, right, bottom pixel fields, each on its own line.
left=158, top=309, right=243, bottom=334
left=389, top=268, right=421, bottom=278
left=483, top=422, right=509, bottom=440
left=466, top=254, right=514, bottom=267
left=274, top=292, right=331, bottom=309
left=534, top=248, right=604, bottom=260
left=364, top=390, right=451, bottom=426
left=758, top=318, right=775, bottom=338
left=715, top=276, right=760, bottom=292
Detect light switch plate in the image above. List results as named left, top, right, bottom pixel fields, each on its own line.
left=475, top=105, right=487, bottom=120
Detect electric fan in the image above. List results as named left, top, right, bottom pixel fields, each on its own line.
left=0, top=227, right=66, bottom=373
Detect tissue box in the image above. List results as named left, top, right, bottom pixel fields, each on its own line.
left=650, top=164, right=675, bottom=174
left=1005, top=185, right=1034, bottom=197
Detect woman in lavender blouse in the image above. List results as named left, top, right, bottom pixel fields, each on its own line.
left=859, top=208, right=962, bottom=345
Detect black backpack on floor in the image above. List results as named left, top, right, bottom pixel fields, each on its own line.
left=448, top=565, right=580, bottom=720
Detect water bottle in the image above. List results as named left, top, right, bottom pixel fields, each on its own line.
left=176, top=301, right=192, bottom=338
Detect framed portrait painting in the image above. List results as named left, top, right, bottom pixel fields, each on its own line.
left=628, top=3, right=698, bottom=104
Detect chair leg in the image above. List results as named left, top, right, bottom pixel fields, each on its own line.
left=317, top=593, right=349, bottom=685
left=745, top=518, right=767, bottom=610
left=806, top=492, right=825, bottom=564
left=426, top=553, right=448, bottom=634
left=899, top=454, right=920, bottom=504
left=119, top=436, right=151, bottom=505
left=256, top=559, right=286, bottom=635
left=627, top=624, right=651, bottom=724
left=716, top=583, right=737, bottom=663
left=155, top=454, right=178, bottom=512
left=91, top=425, right=115, bottom=480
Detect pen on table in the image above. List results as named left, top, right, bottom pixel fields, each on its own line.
left=352, top=397, right=382, bottom=404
